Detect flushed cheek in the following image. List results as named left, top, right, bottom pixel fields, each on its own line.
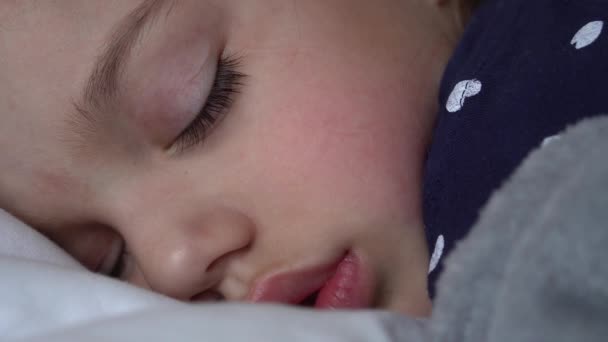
left=250, top=90, right=417, bottom=220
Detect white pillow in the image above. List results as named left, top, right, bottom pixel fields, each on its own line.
left=21, top=305, right=429, bottom=342
left=0, top=209, right=80, bottom=269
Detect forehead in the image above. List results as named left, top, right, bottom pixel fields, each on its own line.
left=0, top=0, right=142, bottom=105
left=0, top=0, right=146, bottom=149
left=0, top=0, right=143, bottom=211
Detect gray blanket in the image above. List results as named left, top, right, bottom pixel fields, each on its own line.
left=427, top=116, right=608, bottom=341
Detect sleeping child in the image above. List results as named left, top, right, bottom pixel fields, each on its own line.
left=0, top=0, right=606, bottom=318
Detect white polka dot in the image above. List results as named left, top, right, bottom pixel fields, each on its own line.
left=428, top=235, right=445, bottom=274
left=446, top=79, right=482, bottom=113
left=571, top=21, right=604, bottom=50
left=541, top=134, right=562, bottom=148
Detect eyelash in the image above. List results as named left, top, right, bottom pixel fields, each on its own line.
left=173, top=55, right=246, bottom=152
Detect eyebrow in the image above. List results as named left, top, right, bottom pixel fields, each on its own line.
left=70, top=0, right=172, bottom=140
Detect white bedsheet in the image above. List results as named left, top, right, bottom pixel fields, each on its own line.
left=0, top=209, right=428, bottom=342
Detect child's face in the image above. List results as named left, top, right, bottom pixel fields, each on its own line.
left=0, top=0, right=460, bottom=315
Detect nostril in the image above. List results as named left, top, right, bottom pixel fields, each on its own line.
left=191, top=290, right=225, bottom=303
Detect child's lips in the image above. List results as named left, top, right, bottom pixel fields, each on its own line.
left=314, top=252, right=373, bottom=309
left=247, top=251, right=374, bottom=309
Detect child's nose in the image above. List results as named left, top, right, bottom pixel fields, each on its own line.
left=126, top=207, right=255, bottom=301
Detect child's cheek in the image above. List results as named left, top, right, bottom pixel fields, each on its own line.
left=249, top=79, right=417, bottom=219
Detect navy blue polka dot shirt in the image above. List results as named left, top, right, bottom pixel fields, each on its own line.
left=423, top=0, right=608, bottom=297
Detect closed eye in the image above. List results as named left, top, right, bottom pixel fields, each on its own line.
left=171, top=55, right=246, bottom=153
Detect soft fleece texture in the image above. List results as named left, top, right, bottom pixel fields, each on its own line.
left=1, top=116, right=607, bottom=341
left=431, top=115, right=608, bottom=342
